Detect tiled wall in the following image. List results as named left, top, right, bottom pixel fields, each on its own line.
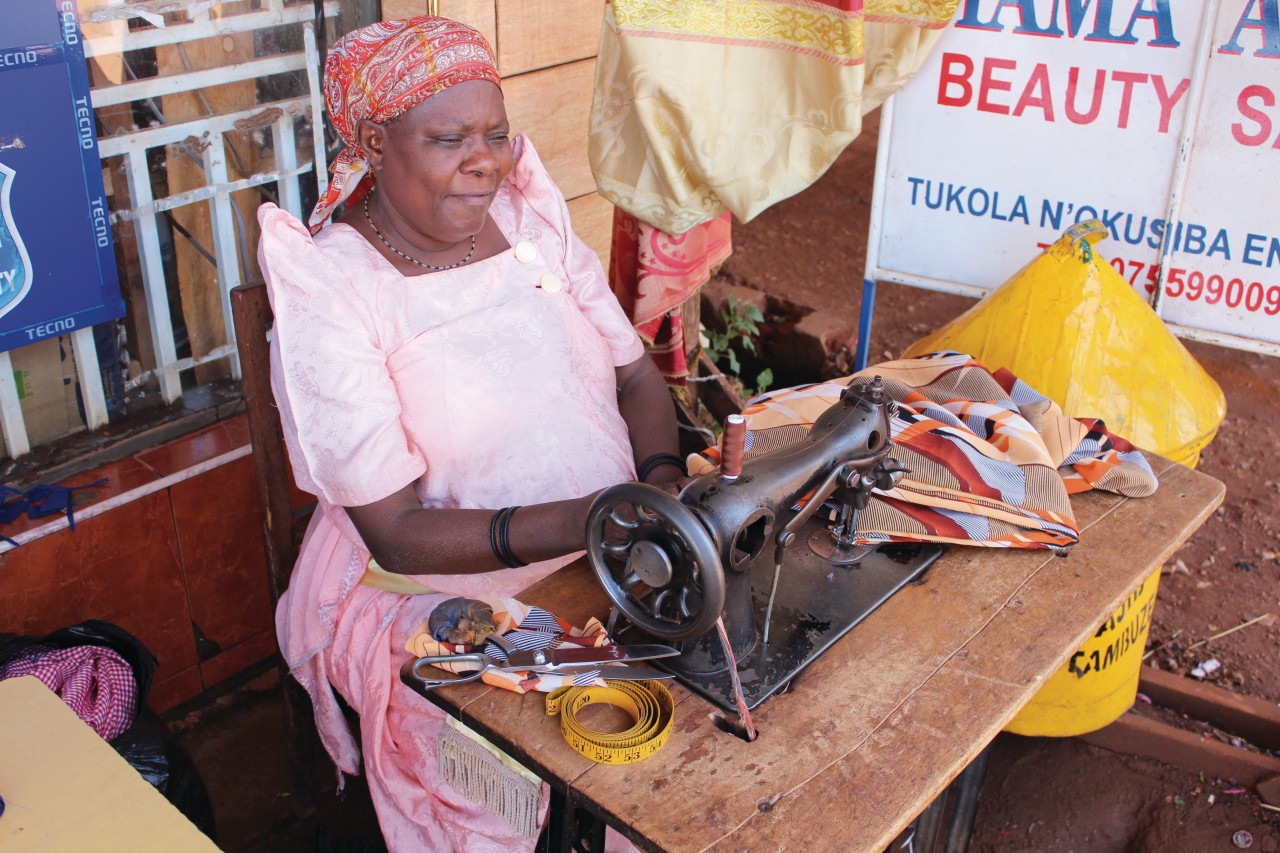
left=0, top=415, right=279, bottom=712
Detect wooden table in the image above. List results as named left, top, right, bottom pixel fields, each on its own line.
left=422, top=454, right=1224, bottom=852
left=0, top=676, right=221, bottom=852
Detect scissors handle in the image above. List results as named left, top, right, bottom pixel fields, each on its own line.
left=407, top=653, right=490, bottom=690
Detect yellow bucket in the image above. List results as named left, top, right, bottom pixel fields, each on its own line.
left=903, top=221, right=1223, bottom=736
left=1004, top=570, right=1160, bottom=736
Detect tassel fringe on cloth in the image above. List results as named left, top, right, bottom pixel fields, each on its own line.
left=437, top=717, right=542, bottom=839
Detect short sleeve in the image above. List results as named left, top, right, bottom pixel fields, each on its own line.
left=508, top=139, right=645, bottom=367
left=257, top=203, right=427, bottom=507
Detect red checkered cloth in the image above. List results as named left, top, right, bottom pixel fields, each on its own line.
left=0, top=644, right=138, bottom=741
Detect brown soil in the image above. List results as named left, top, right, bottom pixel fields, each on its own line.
left=715, top=109, right=1280, bottom=852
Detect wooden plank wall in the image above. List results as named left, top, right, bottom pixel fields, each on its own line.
left=381, top=0, right=613, bottom=267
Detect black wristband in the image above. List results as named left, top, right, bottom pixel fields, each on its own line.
left=488, top=508, right=506, bottom=566
left=636, top=452, right=686, bottom=483
left=495, top=505, right=527, bottom=568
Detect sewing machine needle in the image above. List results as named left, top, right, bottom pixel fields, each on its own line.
left=761, top=559, right=783, bottom=648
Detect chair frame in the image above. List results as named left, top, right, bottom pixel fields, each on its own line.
left=230, top=280, right=317, bottom=814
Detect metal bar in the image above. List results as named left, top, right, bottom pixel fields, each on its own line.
left=123, top=343, right=239, bottom=391
left=857, top=95, right=898, bottom=370
left=96, top=97, right=312, bottom=158
left=304, top=22, right=328, bottom=201
left=273, top=114, right=303, bottom=220
left=123, top=151, right=184, bottom=402
left=0, top=444, right=253, bottom=551
left=201, top=134, right=244, bottom=380
left=862, top=269, right=988, bottom=301
left=84, top=2, right=340, bottom=58
left=1162, top=322, right=1280, bottom=358
left=0, top=350, right=31, bottom=458
left=940, top=742, right=992, bottom=853
left=70, top=327, right=109, bottom=430
left=855, top=278, right=876, bottom=372
left=91, top=52, right=310, bottom=108
left=1151, top=0, right=1220, bottom=316
left=109, top=162, right=314, bottom=223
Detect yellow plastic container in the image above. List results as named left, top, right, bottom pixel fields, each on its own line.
left=904, top=221, right=1225, bottom=467
left=1004, top=569, right=1161, bottom=736
left=904, top=221, right=1224, bottom=735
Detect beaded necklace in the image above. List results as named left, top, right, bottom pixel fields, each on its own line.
left=363, top=193, right=477, bottom=270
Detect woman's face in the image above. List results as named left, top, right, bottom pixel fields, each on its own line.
left=364, top=79, right=512, bottom=250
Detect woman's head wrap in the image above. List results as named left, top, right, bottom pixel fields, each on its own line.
left=309, top=16, right=501, bottom=232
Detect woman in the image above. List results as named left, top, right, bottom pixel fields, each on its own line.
left=257, top=17, right=681, bottom=850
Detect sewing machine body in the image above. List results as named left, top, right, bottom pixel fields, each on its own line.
left=588, top=378, right=943, bottom=712
left=653, top=538, right=941, bottom=711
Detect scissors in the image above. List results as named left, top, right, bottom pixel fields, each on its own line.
left=399, top=642, right=679, bottom=692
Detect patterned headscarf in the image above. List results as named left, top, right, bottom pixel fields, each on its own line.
left=309, top=16, right=501, bottom=232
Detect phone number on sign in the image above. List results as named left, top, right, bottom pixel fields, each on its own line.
left=1107, top=257, right=1280, bottom=316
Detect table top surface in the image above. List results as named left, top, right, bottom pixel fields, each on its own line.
left=421, top=454, right=1224, bottom=853
left=0, top=676, right=220, bottom=852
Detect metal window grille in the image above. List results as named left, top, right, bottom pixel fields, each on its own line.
left=0, top=0, right=335, bottom=459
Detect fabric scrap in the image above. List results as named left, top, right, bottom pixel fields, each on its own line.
left=0, top=644, right=138, bottom=741
left=690, top=351, right=1157, bottom=550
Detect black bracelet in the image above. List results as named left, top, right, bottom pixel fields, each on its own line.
left=488, top=508, right=505, bottom=566
left=636, top=452, right=686, bottom=483
left=494, top=505, right=527, bottom=568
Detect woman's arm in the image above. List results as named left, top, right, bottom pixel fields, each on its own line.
left=347, top=488, right=597, bottom=576
left=347, top=353, right=680, bottom=576
left=615, top=353, right=683, bottom=491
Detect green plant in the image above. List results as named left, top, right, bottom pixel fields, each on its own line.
left=703, top=295, right=773, bottom=398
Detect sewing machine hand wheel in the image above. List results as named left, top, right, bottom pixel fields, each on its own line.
left=586, top=483, right=725, bottom=642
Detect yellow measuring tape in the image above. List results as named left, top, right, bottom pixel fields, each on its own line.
left=545, top=680, right=674, bottom=765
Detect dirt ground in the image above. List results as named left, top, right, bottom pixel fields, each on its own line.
left=713, top=109, right=1280, bottom=852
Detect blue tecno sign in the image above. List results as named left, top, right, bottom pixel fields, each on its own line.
left=0, top=0, right=125, bottom=353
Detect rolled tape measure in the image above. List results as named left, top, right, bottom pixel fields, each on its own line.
left=545, top=679, right=674, bottom=765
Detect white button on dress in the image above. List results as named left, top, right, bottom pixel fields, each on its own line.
left=538, top=272, right=564, bottom=295
left=514, top=241, right=538, bottom=264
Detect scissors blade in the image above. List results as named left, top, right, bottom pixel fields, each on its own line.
left=504, top=644, right=679, bottom=669
left=589, top=665, right=675, bottom=681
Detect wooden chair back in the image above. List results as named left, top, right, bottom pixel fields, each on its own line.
left=230, top=281, right=299, bottom=600
left=230, top=279, right=316, bottom=812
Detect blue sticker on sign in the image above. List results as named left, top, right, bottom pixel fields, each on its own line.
left=0, top=165, right=34, bottom=320
left=0, top=0, right=125, bottom=354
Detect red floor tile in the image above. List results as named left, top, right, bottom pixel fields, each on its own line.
left=200, top=630, right=279, bottom=690
left=0, top=490, right=197, bottom=687
left=170, top=455, right=274, bottom=656
left=136, top=421, right=246, bottom=479
left=0, top=456, right=161, bottom=541
left=150, top=665, right=204, bottom=713
left=222, top=414, right=251, bottom=450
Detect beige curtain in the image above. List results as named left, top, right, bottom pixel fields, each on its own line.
left=589, top=0, right=961, bottom=235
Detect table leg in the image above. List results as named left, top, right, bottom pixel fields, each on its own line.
left=538, top=788, right=608, bottom=853
left=887, top=741, right=993, bottom=853
left=942, top=743, right=992, bottom=853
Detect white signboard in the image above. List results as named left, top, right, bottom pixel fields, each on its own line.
left=867, top=0, right=1280, bottom=357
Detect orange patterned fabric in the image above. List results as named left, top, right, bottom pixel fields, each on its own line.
left=403, top=596, right=613, bottom=694
left=309, top=16, right=501, bottom=232
left=689, top=352, right=1157, bottom=550
left=608, top=209, right=732, bottom=383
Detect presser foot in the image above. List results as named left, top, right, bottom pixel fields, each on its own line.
left=806, top=530, right=876, bottom=565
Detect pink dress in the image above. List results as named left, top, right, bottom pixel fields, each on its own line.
left=257, top=137, right=643, bottom=851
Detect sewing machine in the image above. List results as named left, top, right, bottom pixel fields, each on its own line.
left=585, top=377, right=943, bottom=713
